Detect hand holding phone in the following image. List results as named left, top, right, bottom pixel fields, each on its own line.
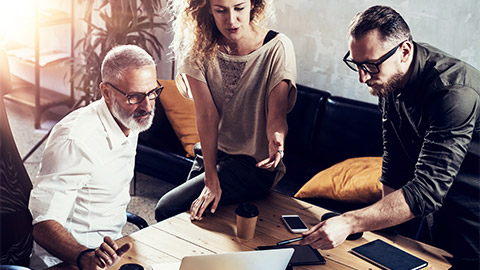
left=281, top=215, right=308, bottom=233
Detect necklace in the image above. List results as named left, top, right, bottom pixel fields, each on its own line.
left=222, top=44, right=239, bottom=55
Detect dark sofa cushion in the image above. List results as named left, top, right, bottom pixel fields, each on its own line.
left=313, top=96, right=383, bottom=168
left=274, top=156, right=324, bottom=197
left=135, top=144, right=193, bottom=185
left=275, top=85, right=330, bottom=196
left=285, top=84, right=330, bottom=157
left=136, top=101, right=193, bottom=185
left=275, top=95, right=383, bottom=199
left=138, top=101, right=186, bottom=156
left=299, top=197, right=369, bottom=213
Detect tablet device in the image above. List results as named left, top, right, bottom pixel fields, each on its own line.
left=350, top=239, right=428, bottom=270
left=256, top=244, right=326, bottom=266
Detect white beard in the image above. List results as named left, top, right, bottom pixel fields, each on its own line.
left=110, top=98, right=154, bottom=133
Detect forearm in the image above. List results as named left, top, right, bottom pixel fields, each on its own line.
left=344, top=189, right=415, bottom=234
left=266, top=116, right=287, bottom=143
left=32, top=220, right=87, bottom=265
left=196, top=113, right=219, bottom=181
left=187, top=75, right=220, bottom=183
left=266, top=80, right=289, bottom=145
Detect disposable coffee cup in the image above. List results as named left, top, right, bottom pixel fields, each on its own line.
left=235, top=203, right=259, bottom=239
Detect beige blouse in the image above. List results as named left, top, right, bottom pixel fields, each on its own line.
left=176, top=33, right=297, bottom=185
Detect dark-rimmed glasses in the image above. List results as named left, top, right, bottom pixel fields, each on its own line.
left=343, top=40, right=407, bottom=74
left=105, top=80, right=164, bottom=105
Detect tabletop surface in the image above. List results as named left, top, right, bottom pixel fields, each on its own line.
left=107, top=192, right=452, bottom=270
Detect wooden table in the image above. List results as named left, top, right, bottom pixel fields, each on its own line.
left=105, top=192, right=451, bottom=270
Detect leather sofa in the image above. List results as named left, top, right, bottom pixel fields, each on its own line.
left=135, top=84, right=383, bottom=213
left=275, top=85, right=383, bottom=212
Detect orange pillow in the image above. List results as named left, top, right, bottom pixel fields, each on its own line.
left=158, top=79, right=199, bottom=157
left=294, top=157, right=383, bottom=204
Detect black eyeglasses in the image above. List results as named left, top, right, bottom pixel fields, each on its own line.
left=105, top=80, right=164, bottom=105
left=343, top=40, right=407, bottom=74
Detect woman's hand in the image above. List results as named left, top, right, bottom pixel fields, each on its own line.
left=190, top=174, right=222, bottom=221
left=256, top=132, right=284, bottom=169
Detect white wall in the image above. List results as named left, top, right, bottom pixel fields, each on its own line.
left=83, top=0, right=480, bottom=103
left=10, top=1, right=478, bottom=104
left=269, top=0, right=480, bottom=103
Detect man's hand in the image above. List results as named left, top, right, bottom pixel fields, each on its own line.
left=301, top=190, right=416, bottom=250
left=81, top=236, right=132, bottom=269
left=300, top=215, right=353, bottom=249
left=190, top=175, right=222, bottom=221
left=256, top=132, right=284, bottom=169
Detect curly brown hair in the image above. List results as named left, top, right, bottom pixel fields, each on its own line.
left=168, top=0, right=274, bottom=65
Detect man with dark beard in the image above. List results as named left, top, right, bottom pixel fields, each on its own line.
left=29, top=45, right=162, bottom=269
left=301, top=5, right=479, bottom=269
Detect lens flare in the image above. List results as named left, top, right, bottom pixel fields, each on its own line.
left=0, top=0, right=35, bottom=47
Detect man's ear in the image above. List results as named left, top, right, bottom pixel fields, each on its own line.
left=400, top=41, right=413, bottom=63
left=100, top=82, right=112, bottom=105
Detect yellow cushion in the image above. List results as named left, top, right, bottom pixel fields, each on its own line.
left=158, top=79, right=199, bottom=157
left=294, top=157, right=383, bottom=204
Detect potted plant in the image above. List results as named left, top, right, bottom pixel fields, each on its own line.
left=73, top=0, right=167, bottom=104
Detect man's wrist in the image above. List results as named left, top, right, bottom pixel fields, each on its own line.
left=76, top=248, right=95, bottom=270
left=341, top=212, right=359, bottom=235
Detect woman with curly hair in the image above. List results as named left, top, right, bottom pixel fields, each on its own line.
left=155, top=0, right=297, bottom=222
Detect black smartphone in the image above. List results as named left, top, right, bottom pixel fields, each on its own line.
left=256, top=244, right=326, bottom=266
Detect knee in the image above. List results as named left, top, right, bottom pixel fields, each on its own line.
left=154, top=193, right=191, bottom=222
left=154, top=197, right=173, bottom=222
left=153, top=179, right=204, bottom=222
left=154, top=210, right=168, bottom=223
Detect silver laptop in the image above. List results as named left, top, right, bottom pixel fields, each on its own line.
left=151, top=248, right=294, bottom=270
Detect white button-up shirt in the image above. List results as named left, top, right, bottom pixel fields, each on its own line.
left=29, top=98, right=138, bottom=269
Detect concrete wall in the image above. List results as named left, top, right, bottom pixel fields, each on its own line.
left=270, top=0, right=480, bottom=103
left=158, top=0, right=480, bottom=103
left=8, top=1, right=478, bottom=105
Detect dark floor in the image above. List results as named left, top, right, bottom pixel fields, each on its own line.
left=4, top=99, right=176, bottom=235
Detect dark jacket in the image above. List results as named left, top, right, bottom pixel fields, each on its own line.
left=379, top=42, right=480, bottom=261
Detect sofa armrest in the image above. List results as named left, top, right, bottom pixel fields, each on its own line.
left=135, top=144, right=193, bottom=186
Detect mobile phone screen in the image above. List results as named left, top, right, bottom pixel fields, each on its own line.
left=283, top=216, right=308, bottom=229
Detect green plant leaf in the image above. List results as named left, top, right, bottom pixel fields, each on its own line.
left=74, top=0, right=166, bottom=101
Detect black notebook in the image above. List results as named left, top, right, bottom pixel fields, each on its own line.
left=350, top=239, right=428, bottom=270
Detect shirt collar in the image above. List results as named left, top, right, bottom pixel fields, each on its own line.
left=97, top=98, right=131, bottom=148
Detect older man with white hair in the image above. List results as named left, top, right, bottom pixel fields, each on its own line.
left=29, top=45, right=162, bottom=270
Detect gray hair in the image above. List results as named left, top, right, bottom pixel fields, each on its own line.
left=101, top=45, right=155, bottom=84
left=349, top=5, right=412, bottom=46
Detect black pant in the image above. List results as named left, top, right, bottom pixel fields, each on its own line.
left=154, top=149, right=275, bottom=222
